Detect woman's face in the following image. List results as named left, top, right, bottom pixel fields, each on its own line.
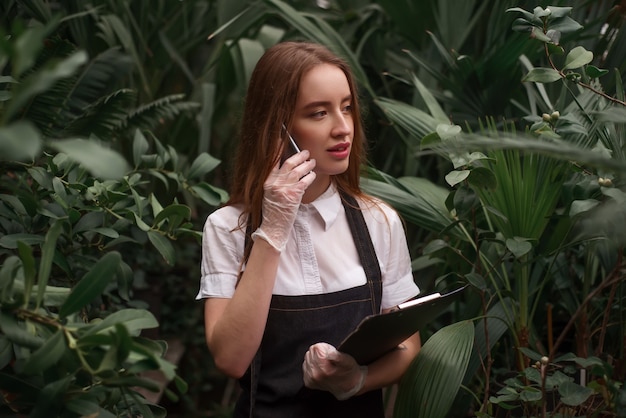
left=290, top=63, right=353, bottom=190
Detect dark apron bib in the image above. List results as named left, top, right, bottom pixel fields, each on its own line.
left=234, top=193, right=385, bottom=418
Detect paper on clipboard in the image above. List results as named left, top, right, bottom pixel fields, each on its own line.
left=337, top=286, right=467, bottom=365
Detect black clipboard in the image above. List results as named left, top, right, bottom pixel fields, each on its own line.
left=337, top=286, right=467, bottom=365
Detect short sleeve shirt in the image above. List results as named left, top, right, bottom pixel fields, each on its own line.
left=196, top=185, right=419, bottom=310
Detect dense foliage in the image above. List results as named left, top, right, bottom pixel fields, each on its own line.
left=1, top=0, right=625, bottom=417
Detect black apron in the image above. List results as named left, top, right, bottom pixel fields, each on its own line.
left=233, top=193, right=385, bottom=418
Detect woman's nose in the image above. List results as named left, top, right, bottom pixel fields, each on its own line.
left=332, top=113, right=352, bottom=138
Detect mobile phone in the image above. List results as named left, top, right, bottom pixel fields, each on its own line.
left=280, top=123, right=301, bottom=165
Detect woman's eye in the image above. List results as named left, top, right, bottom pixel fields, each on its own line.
left=311, top=111, right=326, bottom=118
left=343, top=105, right=352, bottom=113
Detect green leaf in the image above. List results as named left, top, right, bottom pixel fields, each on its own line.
left=13, top=17, right=57, bottom=76
left=559, top=381, right=593, bottom=406
left=49, top=139, right=130, bottom=180
left=20, top=329, right=66, bottom=375
left=411, top=74, right=449, bottom=123
left=445, top=170, right=470, bottom=187
left=594, top=107, right=626, bottom=123
left=65, top=399, right=116, bottom=418
left=187, top=152, right=221, bottom=179
left=4, top=51, right=88, bottom=122
left=36, top=220, right=64, bottom=309
left=0, top=256, right=20, bottom=298
left=530, top=27, right=551, bottom=43
left=0, top=121, right=43, bottom=162
left=0, top=312, right=44, bottom=349
left=153, top=204, right=191, bottom=231
left=132, top=129, right=150, bottom=167
left=59, top=251, right=121, bottom=319
left=523, top=68, right=562, bottom=83
left=82, top=309, right=158, bottom=337
left=506, top=8, right=536, bottom=23
left=505, top=237, right=533, bottom=258
left=132, top=212, right=152, bottom=232
left=0, top=233, right=45, bottom=249
left=103, top=375, right=160, bottom=391
left=191, top=182, right=228, bottom=206
left=464, top=271, right=487, bottom=290
left=394, top=321, right=474, bottom=418
left=421, top=132, right=442, bottom=149
left=585, top=65, right=608, bottom=79
left=92, top=228, right=119, bottom=238
left=550, top=16, right=583, bottom=34
left=35, top=284, right=70, bottom=307
left=436, top=124, right=462, bottom=140
left=569, top=199, right=599, bottom=217
left=545, top=6, right=573, bottom=19
left=361, top=174, right=457, bottom=239
left=17, top=241, right=36, bottom=305
left=520, top=387, right=542, bottom=402
left=173, top=375, right=189, bottom=395
left=563, top=46, right=593, bottom=70
left=147, top=231, right=175, bottom=265
left=467, top=166, right=498, bottom=190
left=98, top=14, right=150, bottom=96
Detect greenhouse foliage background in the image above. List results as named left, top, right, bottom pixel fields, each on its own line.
left=0, top=0, right=625, bottom=417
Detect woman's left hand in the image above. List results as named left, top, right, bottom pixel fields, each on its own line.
left=302, top=342, right=367, bottom=400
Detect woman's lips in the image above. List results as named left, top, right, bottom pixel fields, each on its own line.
left=327, top=143, right=350, bottom=159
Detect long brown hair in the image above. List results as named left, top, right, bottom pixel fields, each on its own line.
left=228, top=41, right=368, bottom=232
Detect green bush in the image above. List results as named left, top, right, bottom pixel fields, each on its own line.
left=0, top=12, right=226, bottom=418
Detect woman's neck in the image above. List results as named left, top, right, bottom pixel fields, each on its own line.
left=301, top=174, right=331, bottom=204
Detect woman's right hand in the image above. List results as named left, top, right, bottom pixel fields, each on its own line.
left=252, top=151, right=316, bottom=252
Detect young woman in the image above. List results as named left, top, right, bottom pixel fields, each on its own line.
left=197, top=41, right=421, bottom=417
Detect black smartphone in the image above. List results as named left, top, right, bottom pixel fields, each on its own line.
left=280, top=123, right=301, bottom=165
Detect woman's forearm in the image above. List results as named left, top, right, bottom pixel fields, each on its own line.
left=205, top=239, right=281, bottom=378
left=357, top=332, right=421, bottom=394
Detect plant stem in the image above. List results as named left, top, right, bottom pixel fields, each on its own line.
left=549, top=256, right=625, bottom=359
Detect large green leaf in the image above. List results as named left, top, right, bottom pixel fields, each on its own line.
left=264, top=0, right=373, bottom=96
left=361, top=174, right=460, bottom=239
left=81, top=308, right=158, bottom=337
left=394, top=321, right=475, bottom=418
left=0, top=121, right=42, bottom=161
left=20, top=329, right=66, bottom=375
left=3, top=51, right=87, bottom=123
left=36, top=219, right=63, bottom=309
left=49, top=138, right=130, bottom=180
left=187, top=152, right=221, bottom=179
left=375, top=98, right=441, bottom=142
left=17, top=241, right=36, bottom=306
left=147, top=230, right=175, bottom=265
left=0, top=311, right=44, bottom=349
left=59, top=251, right=121, bottom=319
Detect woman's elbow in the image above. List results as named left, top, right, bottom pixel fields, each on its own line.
left=211, top=350, right=250, bottom=379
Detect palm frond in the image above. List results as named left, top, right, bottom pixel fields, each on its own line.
left=68, top=47, right=134, bottom=112
left=20, top=39, right=134, bottom=138
left=121, top=94, right=200, bottom=132
left=394, top=321, right=475, bottom=418
left=361, top=167, right=463, bottom=239
left=63, top=89, right=137, bottom=139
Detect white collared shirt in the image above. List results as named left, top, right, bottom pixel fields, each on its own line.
left=196, top=185, right=419, bottom=310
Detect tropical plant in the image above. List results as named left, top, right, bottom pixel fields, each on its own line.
left=0, top=9, right=227, bottom=417
left=380, top=4, right=626, bottom=416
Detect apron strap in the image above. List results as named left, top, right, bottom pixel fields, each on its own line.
left=340, top=191, right=383, bottom=315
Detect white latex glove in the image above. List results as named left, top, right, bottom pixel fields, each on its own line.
left=252, top=151, right=316, bottom=252
left=302, top=342, right=368, bottom=401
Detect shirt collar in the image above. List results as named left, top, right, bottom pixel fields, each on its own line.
left=303, top=183, right=341, bottom=231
